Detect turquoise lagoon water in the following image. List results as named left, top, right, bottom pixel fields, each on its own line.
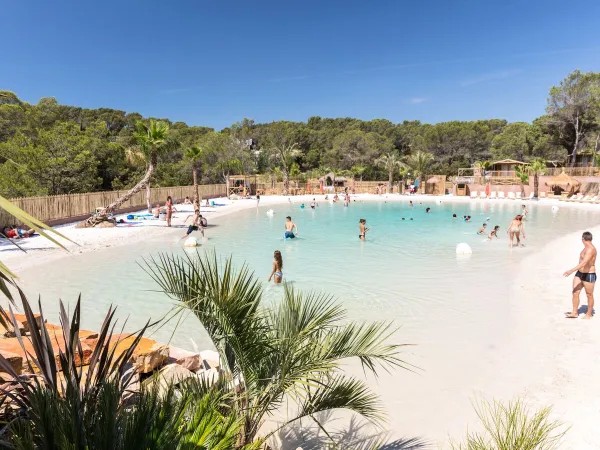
left=12, top=197, right=600, bottom=441
left=13, top=199, right=600, bottom=351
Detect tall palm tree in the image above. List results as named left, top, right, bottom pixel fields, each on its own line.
left=404, top=151, right=434, bottom=193
left=185, top=145, right=203, bottom=204
left=146, top=252, right=409, bottom=447
left=85, top=120, right=171, bottom=226
left=515, top=164, right=530, bottom=198
left=270, top=143, right=300, bottom=195
left=375, top=153, right=405, bottom=193
left=529, top=158, right=547, bottom=199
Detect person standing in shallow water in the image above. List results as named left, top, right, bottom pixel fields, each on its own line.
left=268, top=250, right=283, bottom=284
left=359, top=218, right=369, bottom=240
left=564, top=231, right=596, bottom=319
left=166, top=196, right=173, bottom=227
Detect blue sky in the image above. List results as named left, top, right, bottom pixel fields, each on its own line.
left=2, top=0, right=600, bottom=130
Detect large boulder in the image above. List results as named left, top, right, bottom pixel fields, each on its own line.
left=0, top=351, right=23, bottom=375
left=199, top=350, right=220, bottom=370
left=13, top=313, right=43, bottom=333
left=142, top=363, right=196, bottom=397
left=89, top=334, right=169, bottom=374
left=0, top=335, right=92, bottom=373
left=168, top=346, right=203, bottom=372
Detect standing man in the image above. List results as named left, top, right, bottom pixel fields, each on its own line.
left=284, top=216, right=298, bottom=239
left=564, top=231, right=596, bottom=319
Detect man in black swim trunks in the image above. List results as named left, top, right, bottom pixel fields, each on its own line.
left=181, top=210, right=204, bottom=239
left=564, top=231, right=596, bottom=319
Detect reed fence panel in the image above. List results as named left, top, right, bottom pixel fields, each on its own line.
left=0, top=184, right=226, bottom=228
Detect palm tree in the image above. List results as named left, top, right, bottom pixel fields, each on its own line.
left=84, top=120, right=171, bottom=226
left=375, top=153, right=405, bottom=193
left=404, top=151, right=434, bottom=193
left=270, top=143, right=300, bottom=195
left=529, top=158, right=547, bottom=199
left=146, top=252, right=409, bottom=447
left=515, top=164, right=530, bottom=198
left=184, top=145, right=203, bottom=205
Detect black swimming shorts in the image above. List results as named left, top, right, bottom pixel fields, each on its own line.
left=575, top=271, right=597, bottom=283
left=187, top=225, right=199, bottom=235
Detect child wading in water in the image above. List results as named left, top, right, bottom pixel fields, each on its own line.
left=268, top=250, right=283, bottom=284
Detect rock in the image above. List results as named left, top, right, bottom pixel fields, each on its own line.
left=157, top=363, right=196, bottom=385
left=168, top=346, right=203, bottom=372
left=45, top=323, right=98, bottom=341
left=0, top=319, right=25, bottom=338
left=13, top=313, right=43, bottom=333
left=75, top=221, right=91, bottom=229
left=197, top=367, right=220, bottom=386
left=0, top=336, right=92, bottom=373
left=456, top=243, right=472, bottom=254
left=92, top=334, right=169, bottom=374
left=96, top=221, right=116, bottom=228
left=199, top=350, right=220, bottom=370
left=184, top=237, right=198, bottom=247
left=0, top=351, right=23, bottom=375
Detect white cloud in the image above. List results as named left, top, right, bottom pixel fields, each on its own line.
left=461, top=69, right=523, bottom=86
left=410, top=97, right=427, bottom=104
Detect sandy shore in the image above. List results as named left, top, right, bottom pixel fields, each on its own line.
left=2, top=193, right=600, bottom=448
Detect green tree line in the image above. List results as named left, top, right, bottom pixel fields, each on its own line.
left=1, top=69, right=599, bottom=198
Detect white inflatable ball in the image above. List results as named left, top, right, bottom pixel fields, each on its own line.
left=456, top=243, right=473, bottom=254
left=552, top=206, right=559, bottom=213
left=184, top=237, right=199, bottom=247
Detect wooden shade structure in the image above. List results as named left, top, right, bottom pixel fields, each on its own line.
left=426, top=176, right=441, bottom=184
left=546, top=172, right=580, bottom=188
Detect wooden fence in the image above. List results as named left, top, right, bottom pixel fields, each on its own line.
left=1, top=184, right=226, bottom=228
left=255, top=181, right=391, bottom=195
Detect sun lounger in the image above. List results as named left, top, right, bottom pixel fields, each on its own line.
left=479, top=192, right=487, bottom=199
left=527, top=192, right=534, bottom=200
left=489, top=191, right=497, bottom=199
left=564, top=194, right=583, bottom=202
left=498, top=191, right=506, bottom=199
left=582, top=195, right=598, bottom=203
left=470, top=191, right=478, bottom=199
left=516, top=192, right=522, bottom=200
left=507, top=192, right=515, bottom=200
left=540, top=192, right=547, bottom=198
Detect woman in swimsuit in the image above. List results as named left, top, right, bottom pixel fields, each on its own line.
left=359, top=218, right=370, bottom=241
left=166, top=196, right=174, bottom=227
left=507, top=215, right=525, bottom=247
left=268, top=250, right=283, bottom=284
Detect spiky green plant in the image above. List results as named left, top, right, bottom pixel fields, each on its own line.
left=0, top=290, right=257, bottom=449
left=145, top=251, right=410, bottom=447
left=449, top=398, right=568, bottom=450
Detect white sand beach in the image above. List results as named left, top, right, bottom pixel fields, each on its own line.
left=2, top=194, right=600, bottom=449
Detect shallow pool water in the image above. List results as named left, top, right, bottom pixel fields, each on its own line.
left=12, top=197, right=600, bottom=443
left=14, top=199, right=600, bottom=351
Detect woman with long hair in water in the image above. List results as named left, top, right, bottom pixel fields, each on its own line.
left=268, top=250, right=284, bottom=284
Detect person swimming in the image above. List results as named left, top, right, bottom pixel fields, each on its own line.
left=409, top=201, right=413, bottom=207
left=268, top=250, right=284, bottom=284
left=452, top=213, right=457, bottom=219
left=285, top=216, right=298, bottom=239
left=359, top=218, right=370, bottom=240
left=310, top=198, right=318, bottom=209
left=426, top=207, right=431, bottom=213
left=477, top=223, right=487, bottom=235
left=463, top=215, right=471, bottom=222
